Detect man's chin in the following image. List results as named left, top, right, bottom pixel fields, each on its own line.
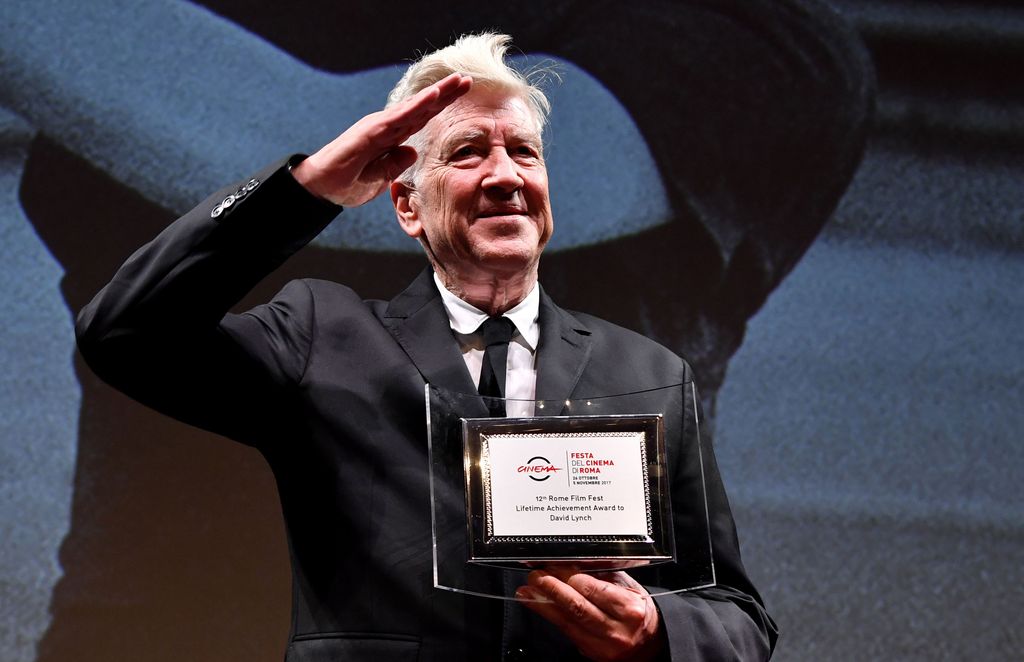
left=475, top=249, right=541, bottom=277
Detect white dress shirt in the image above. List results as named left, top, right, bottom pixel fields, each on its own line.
left=434, top=273, right=539, bottom=417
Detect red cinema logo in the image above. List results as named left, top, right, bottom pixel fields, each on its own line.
left=517, top=456, right=562, bottom=482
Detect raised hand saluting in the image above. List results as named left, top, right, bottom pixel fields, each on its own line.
left=291, top=73, right=473, bottom=207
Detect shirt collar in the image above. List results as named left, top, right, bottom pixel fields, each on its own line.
left=433, top=272, right=540, bottom=352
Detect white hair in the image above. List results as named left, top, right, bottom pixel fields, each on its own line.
left=388, top=33, right=554, bottom=185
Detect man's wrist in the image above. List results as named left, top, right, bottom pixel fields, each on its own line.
left=286, top=154, right=342, bottom=210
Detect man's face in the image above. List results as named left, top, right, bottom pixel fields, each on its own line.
left=393, top=89, right=553, bottom=284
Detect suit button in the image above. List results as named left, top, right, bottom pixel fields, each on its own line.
left=505, top=647, right=529, bottom=661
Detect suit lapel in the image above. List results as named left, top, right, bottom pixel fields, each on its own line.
left=383, top=269, right=486, bottom=418
left=384, top=273, right=593, bottom=417
left=535, top=290, right=593, bottom=414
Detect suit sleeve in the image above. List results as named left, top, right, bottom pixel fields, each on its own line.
left=75, top=156, right=342, bottom=445
left=651, top=373, right=778, bottom=661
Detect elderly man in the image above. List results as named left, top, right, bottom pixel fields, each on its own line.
left=77, top=34, right=775, bottom=661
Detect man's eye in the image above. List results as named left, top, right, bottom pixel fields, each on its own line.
left=452, top=146, right=477, bottom=159
left=515, top=146, right=538, bottom=158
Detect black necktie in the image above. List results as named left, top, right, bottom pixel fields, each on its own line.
left=477, top=316, right=514, bottom=417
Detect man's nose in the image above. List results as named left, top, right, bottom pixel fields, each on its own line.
left=482, top=150, right=524, bottom=192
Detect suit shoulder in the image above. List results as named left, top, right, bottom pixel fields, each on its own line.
left=567, top=310, right=693, bottom=379
left=270, top=278, right=389, bottom=319
left=284, top=278, right=378, bottom=304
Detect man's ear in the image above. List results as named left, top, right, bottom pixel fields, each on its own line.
left=391, top=180, right=423, bottom=239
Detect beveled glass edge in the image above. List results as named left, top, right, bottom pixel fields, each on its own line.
left=687, top=379, right=717, bottom=589
left=427, top=381, right=716, bottom=597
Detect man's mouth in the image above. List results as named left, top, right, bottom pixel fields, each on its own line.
left=477, top=207, right=526, bottom=219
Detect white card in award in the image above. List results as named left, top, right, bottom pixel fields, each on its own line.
left=484, top=432, right=650, bottom=537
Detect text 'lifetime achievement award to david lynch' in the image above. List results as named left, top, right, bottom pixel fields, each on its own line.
left=463, top=414, right=674, bottom=564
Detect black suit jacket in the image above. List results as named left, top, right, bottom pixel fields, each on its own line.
left=76, top=158, right=777, bottom=661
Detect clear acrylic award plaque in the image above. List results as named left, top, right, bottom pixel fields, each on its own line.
left=427, top=382, right=715, bottom=600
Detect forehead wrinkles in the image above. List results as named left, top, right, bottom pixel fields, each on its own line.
left=428, top=98, right=541, bottom=155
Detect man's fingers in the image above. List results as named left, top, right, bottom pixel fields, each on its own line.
left=349, top=73, right=472, bottom=161
left=378, top=146, right=419, bottom=181
left=573, top=573, right=651, bottom=627
left=535, top=567, right=650, bottom=623
left=517, top=570, right=662, bottom=662
left=421, top=72, right=474, bottom=108
left=591, top=568, right=645, bottom=592
left=568, top=572, right=650, bottom=624
left=525, top=570, right=607, bottom=627
left=377, top=73, right=472, bottom=143
left=517, top=584, right=599, bottom=646
left=294, top=73, right=471, bottom=206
